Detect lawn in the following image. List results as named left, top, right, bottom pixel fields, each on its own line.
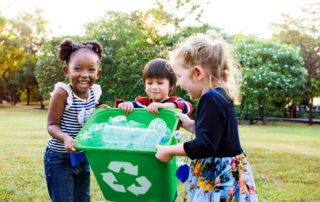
left=0, top=106, right=319, bottom=201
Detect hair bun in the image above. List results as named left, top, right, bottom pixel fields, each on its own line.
left=58, top=38, right=103, bottom=63
left=58, top=38, right=74, bottom=62
left=82, top=41, right=103, bottom=59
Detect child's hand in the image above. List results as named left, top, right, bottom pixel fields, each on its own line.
left=98, top=104, right=111, bottom=108
left=63, top=135, right=76, bottom=152
left=176, top=113, right=191, bottom=125
left=155, top=145, right=173, bottom=162
left=146, top=102, right=163, bottom=114
left=118, top=102, right=134, bottom=114
left=176, top=113, right=195, bottom=133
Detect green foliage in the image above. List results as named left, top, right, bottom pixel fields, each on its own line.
left=0, top=9, right=48, bottom=104
left=233, top=35, right=306, bottom=121
left=35, top=37, right=65, bottom=100
left=271, top=1, right=320, bottom=122
left=84, top=11, right=147, bottom=102
left=84, top=9, right=212, bottom=104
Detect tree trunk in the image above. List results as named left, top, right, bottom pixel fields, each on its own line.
left=10, top=89, right=16, bottom=106
left=308, top=98, right=313, bottom=125
left=306, top=75, right=313, bottom=125
left=27, top=87, right=30, bottom=105
left=40, top=96, right=45, bottom=109
left=0, top=85, right=3, bottom=104
left=262, top=106, right=267, bottom=125
left=291, top=102, right=297, bottom=118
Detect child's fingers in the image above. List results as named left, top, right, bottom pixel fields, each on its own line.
left=98, top=104, right=110, bottom=108
left=147, top=105, right=159, bottom=114
left=71, top=142, right=76, bottom=152
left=175, top=113, right=183, bottom=119
left=125, top=105, right=133, bottom=114
left=65, top=142, right=75, bottom=152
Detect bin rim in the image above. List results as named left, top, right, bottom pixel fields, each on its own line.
left=75, top=108, right=180, bottom=152
left=76, top=134, right=176, bottom=153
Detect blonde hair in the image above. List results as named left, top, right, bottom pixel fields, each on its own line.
left=171, top=34, right=241, bottom=102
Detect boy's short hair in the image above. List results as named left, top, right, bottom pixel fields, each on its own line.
left=142, top=58, right=177, bottom=93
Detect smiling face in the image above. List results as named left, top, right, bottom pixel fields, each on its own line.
left=64, top=49, right=101, bottom=99
left=145, top=78, right=170, bottom=102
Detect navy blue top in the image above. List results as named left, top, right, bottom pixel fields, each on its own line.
left=183, top=87, right=243, bottom=159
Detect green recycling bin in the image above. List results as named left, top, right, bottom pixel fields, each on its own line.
left=75, top=108, right=179, bottom=202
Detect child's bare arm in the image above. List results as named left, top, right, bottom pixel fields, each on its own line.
left=176, top=113, right=195, bottom=133
left=47, top=88, right=75, bottom=152
left=155, top=144, right=187, bottom=162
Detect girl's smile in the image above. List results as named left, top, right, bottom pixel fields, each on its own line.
left=64, top=49, right=101, bottom=99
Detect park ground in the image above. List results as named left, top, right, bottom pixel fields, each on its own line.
left=0, top=105, right=320, bottom=201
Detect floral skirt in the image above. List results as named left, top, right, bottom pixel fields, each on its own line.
left=183, top=153, right=257, bottom=202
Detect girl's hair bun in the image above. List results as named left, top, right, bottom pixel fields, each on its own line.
left=82, top=41, right=103, bottom=59
left=58, top=38, right=74, bottom=62
left=58, top=38, right=103, bottom=63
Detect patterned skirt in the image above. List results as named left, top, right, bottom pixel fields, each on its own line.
left=183, top=153, right=257, bottom=202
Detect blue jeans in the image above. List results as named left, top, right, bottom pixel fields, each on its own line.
left=44, top=148, right=90, bottom=202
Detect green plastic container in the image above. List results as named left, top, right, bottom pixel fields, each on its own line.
left=75, top=108, right=179, bottom=202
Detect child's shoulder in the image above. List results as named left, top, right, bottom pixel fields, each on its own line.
left=50, top=82, right=71, bottom=97
left=49, top=82, right=72, bottom=109
left=91, top=84, right=101, bottom=92
left=202, top=87, right=231, bottom=105
left=90, top=84, right=102, bottom=103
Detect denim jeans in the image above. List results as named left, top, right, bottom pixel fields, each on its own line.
left=44, top=148, right=90, bottom=202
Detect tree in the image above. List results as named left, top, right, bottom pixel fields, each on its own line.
left=233, top=34, right=306, bottom=124
left=153, top=0, right=209, bottom=32
left=0, top=9, right=48, bottom=106
left=8, top=8, right=48, bottom=107
left=84, top=11, right=147, bottom=103
left=83, top=0, right=214, bottom=104
left=0, top=14, right=7, bottom=103
left=0, top=38, right=26, bottom=105
left=271, top=1, right=320, bottom=124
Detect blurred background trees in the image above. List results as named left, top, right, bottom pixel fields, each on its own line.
left=1, top=0, right=319, bottom=124
left=271, top=1, right=320, bottom=124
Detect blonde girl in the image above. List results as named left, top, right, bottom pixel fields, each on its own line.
left=156, top=35, right=257, bottom=201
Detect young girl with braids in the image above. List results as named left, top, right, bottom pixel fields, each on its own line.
left=156, top=35, right=258, bottom=201
left=44, top=38, right=103, bottom=201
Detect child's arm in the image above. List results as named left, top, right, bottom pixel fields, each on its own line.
left=176, top=113, right=195, bottom=133
left=166, top=97, right=193, bottom=115
left=47, top=87, right=75, bottom=152
left=155, top=144, right=187, bottom=162
left=146, top=96, right=193, bottom=115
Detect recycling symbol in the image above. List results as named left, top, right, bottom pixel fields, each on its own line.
left=101, top=161, right=152, bottom=196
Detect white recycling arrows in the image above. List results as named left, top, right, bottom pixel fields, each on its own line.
left=127, top=176, right=152, bottom=196
left=101, top=161, right=152, bottom=196
left=108, top=161, right=138, bottom=176
left=101, top=172, right=125, bottom=193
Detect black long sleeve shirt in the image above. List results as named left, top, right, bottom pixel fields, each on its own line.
left=183, top=87, right=243, bottom=159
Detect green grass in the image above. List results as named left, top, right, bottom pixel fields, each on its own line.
left=0, top=107, right=320, bottom=201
